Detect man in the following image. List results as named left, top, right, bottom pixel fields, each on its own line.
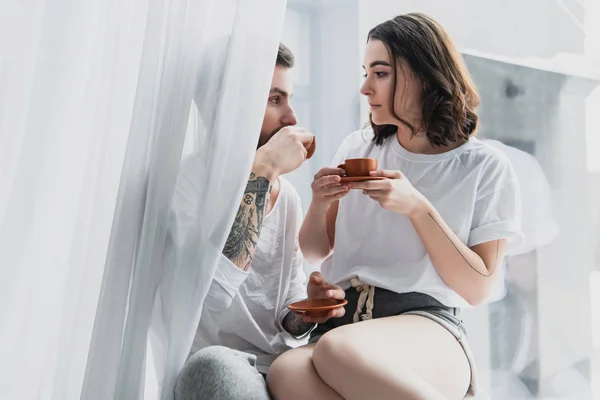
left=172, top=44, right=345, bottom=400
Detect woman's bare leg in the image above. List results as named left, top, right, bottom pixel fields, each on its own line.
left=312, top=314, right=471, bottom=400
left=267, top=344, right=344, bottom=400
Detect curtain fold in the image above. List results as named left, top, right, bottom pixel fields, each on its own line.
left=0, top=0, right=287, bottom=399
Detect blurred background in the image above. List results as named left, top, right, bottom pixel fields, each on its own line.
left=281, top=0, right=600, bottom=399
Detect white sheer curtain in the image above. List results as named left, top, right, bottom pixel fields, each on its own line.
left=0, top=0, right=287, bottom=399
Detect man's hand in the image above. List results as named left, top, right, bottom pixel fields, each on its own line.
left=254, top=126, right=314, bottom=177
left=302, top=271, right=346, bottom=324
left=282, top=272, right=345, bottom=335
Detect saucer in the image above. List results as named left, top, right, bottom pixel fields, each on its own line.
left=287, top=298, right=348, bottom=317
left=340, top=176, right=386, bottom=183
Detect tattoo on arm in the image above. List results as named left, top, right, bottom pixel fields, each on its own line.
left=282, top=312, right=314, bottom=336
left=223, top=172, right=272, bottom=271
left=427, top=212, right=499, bottom=277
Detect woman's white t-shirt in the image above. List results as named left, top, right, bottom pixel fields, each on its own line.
left=321, top=129, right=523, bottom=307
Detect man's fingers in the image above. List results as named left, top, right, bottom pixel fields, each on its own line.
left=296, top=131, right=314, bottom=146
left=333, top=307, right=346, bottom=318
left=309, top=271, right=323, bottom=284
left=325, top=287, right=345, bottom=300
left=302, top=307, right=345, bottom=324
left=326, top=308, right=345, bottom=319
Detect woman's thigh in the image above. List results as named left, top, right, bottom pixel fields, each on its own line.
left=312, top=314, right=471, bottom=400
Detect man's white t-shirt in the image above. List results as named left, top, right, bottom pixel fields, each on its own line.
left=321, top=129, right=523, bottom=308
left=170, top=155, right=309, bottom=373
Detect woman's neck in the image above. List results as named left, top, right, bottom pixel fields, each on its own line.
left=395, top=125, right=463, bottom=155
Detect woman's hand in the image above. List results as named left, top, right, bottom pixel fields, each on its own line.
left=348, top=170, right=426, bottom=216
left=310, top=167, right=350, bottom=209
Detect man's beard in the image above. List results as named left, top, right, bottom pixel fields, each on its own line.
left=256, top=126, right=283, bottom=149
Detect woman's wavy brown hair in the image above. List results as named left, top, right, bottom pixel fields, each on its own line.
left=367, top=13, right=480, bottom=147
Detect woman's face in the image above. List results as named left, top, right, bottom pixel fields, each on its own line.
left=360, top=39, right=423, bottom=127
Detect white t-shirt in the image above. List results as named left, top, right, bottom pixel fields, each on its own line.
left=321, top=129, right=523, bottom=307
left=171, top=156, right=309, bottom=373
left=484, top=139, right=559, bottom=255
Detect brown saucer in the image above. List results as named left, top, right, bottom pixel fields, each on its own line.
left=287, top=298, right=348, bottom=317
left=340, top=176, right=386, bottom=183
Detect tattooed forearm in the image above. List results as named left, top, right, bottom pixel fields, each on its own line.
left=282, top=312, right=315, bottom=336
left=223, top=172, right=272, bottom=271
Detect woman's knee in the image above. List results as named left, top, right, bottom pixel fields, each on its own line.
left=312, top=329, right=359, bottom=384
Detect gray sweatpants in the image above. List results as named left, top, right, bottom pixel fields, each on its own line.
left=174, top=346, right=271, bottom=400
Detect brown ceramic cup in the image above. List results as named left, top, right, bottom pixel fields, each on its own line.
left=306, top=136, right=316, bottom=159
left=337, top=158, right=378, bottom=177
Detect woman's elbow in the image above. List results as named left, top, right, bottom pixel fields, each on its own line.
left=300, top=246, right=332, bottom=265
left=298, top=244, right=331, bottom=265
left=462, top=284, right=493, bottom=306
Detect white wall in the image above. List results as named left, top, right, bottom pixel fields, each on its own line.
left=357, top=0, right=588, bottom=120
left=283, top=0, right=361, bottom=214
left=357, top=0, right=585, bottom=58
left=283, top=0, right=362, bottom=273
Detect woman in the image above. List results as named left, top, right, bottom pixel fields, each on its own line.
left=266, top=13, right=522, bottom=400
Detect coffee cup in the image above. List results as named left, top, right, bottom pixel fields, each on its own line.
left=337, top=158, right=378, bottom=177
left=306, top=136, right=316, bottom=159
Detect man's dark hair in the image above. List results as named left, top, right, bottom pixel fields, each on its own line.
left=276, top=43, right=295, bottom=68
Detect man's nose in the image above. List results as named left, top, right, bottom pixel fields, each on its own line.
left=282, top=107, right=297, bottom=126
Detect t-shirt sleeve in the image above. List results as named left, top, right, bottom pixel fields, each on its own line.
left=468, top=153, right=524, bottom=252
left=169, top=154, right=250, bottom=311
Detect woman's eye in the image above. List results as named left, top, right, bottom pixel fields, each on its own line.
left=363, top=71, right=388, bottom=78
left=270, top=97, right=280, bottom=105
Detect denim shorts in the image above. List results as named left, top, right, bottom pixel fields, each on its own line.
left=308, top=285, right=478, bottom=396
